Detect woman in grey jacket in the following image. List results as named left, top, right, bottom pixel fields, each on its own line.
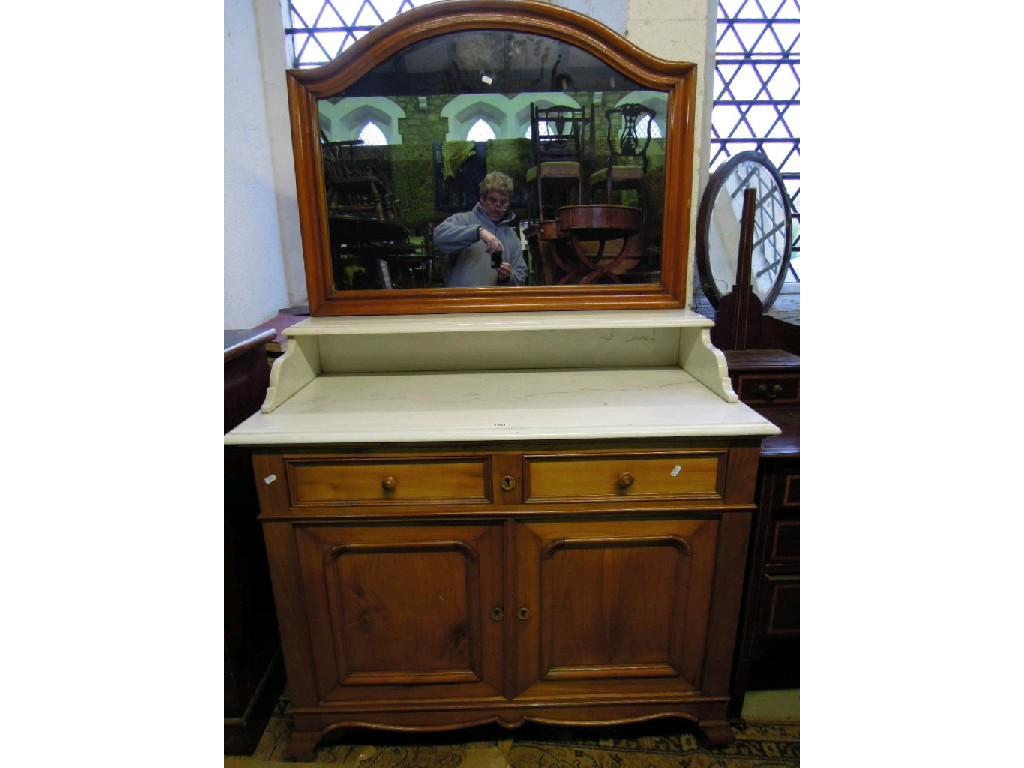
left=432, top=171, right=528, bottom=287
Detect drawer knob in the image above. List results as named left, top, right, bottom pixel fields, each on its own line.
left=490, top=607, right=504, bottom=621
left=758, top=383, right=784, bottom=400
left=500, top=475, right=516, bottom=491
left=617, top=471, right=635, bottom=490
left=381, top=475, right=397, bottom=492
left=517, top=607, right=531, bottom=621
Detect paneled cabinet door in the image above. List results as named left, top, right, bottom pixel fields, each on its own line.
left=513, top=517, right=719, bottom=699
left=294, top=522, right=505, bottom=702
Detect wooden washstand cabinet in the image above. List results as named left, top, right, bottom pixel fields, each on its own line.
left=225, top=311, right=777, bottom=758
left=225, top=2, right=779, bottom=759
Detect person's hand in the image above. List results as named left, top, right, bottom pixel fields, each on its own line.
left=496, top=262, right=512, bottom=282
left=480, top=229, right=503, bottom=254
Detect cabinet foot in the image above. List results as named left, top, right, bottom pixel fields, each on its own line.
left=698, top=720, right=735, bottom=748
left=286, top=729, right=321, bottom=761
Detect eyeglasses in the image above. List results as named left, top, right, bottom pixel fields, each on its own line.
left=484, top=195, right=510, bottom=208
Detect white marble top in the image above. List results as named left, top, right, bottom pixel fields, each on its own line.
left=226, top=367, right=779, bottom=445
left=283, top=309, right=715, bottom=337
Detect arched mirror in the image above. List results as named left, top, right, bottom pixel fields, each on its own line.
left=695, top=150, right=793, bottom=311
left=287, top=0, right=697, bottom=316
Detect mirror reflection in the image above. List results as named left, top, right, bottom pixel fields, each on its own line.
left=317, top=30, right=668, bottom=291
left=701, top=153, right=791, bottom=309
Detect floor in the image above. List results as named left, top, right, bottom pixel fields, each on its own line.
left=227, top=690, right=799, bottom=767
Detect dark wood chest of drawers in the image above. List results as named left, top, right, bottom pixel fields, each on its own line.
left=724, top=350, right=800, bottom=715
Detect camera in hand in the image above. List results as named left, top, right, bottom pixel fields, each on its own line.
left=491, top=250, right=502, bottom=269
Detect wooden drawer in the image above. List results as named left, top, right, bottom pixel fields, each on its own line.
left=285, top=456, right=491, bottom=506
left=735, top=374, right=799, bottom=405
left=760, top=575, right=799, bottom=637
left=775, top=473, right=799, bottom=508
left=767, top=518, right=799, bottom=563
left=523, top=451, right=725, bottom=503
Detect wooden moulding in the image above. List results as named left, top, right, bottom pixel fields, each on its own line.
left=287, top=0, right=697, bottom=316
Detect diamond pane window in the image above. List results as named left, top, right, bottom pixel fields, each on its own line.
left=286, top=0, right=442, bottom=69
left=711, top=0, right=800, bottom=283
left=638, top=114, right=662, bottom=139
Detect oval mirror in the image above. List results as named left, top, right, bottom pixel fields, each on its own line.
left=695, top=150, right=792, bottom=311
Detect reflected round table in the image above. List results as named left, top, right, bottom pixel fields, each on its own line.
left=557, top=204, right=643, bottom=284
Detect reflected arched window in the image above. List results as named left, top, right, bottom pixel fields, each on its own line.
left=358, top=120, right=388, bottom=146
left=524, top=121, right=556, bottom=139
left=637, top=113, right=662, bottom=139
left=466, top=118, right=497, bottom=142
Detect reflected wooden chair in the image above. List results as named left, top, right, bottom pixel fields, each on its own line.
left=589, top=103, right=656, bottom=209
left=319, top=132, right=399, bottom=222
left=526, top=104, right=593, bottom=221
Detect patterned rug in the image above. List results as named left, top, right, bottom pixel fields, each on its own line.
left=226, top=694, right=799, bottom=767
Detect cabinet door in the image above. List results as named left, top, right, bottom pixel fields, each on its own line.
left=295, top=522, right=505, bottom=702
left=514, top=517, right=719, bottom=699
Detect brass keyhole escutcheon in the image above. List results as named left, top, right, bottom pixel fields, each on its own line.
left=617, top=471, right=635, bottom=490
left=490, top=607, right=504, bottom=621
left=500, top=475, right=516, bottom=491
left=381, top=475, right=397, bottom=492
left=517, top=607, right=530, bottom=621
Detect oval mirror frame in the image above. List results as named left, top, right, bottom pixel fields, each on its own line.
left=695, top=150, right=793, bottom=311
left=287, top=0, right=697, bottom=316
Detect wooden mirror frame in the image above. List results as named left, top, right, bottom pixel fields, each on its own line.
left=287, top=0, right=697, bottom=316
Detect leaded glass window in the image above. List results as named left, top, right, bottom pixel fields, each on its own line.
left=286, top=0, right=441, bottom=69
left=711, top=0, right=800, bottom=283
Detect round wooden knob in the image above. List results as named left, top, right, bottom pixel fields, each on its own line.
left=381, top=475, right=397, bottom=492
left=617, top=472, right=635, bottom=489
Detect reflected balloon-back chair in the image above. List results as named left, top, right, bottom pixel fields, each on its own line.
left=589, top=103, right=656, bottom=209
left=526, top=104, right=593, bottom=221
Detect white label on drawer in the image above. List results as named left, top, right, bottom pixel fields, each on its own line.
left=263, top=474, right=277, bottom=485
left=670, top=465, right=682, bottom=477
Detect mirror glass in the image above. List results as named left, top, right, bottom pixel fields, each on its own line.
left=316, top=30, right=668, bottom=291
left=698, top=151, right=791, bottom=310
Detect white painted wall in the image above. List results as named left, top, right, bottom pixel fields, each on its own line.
left=224, top=0, right=304, bottom=329
left=223, top=0, right=715, bottom=327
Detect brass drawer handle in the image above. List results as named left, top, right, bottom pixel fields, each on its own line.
left=381, top=475, right=397, bottom=492
left=617, top=471, right=635, bottom=490
left=757, top=383, right=784, bottom=400
left=500, top=475, right=516, bottom=491
left=517, top=607, right=530, bottom=621
left=490, top=607, right=504, bottom=621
